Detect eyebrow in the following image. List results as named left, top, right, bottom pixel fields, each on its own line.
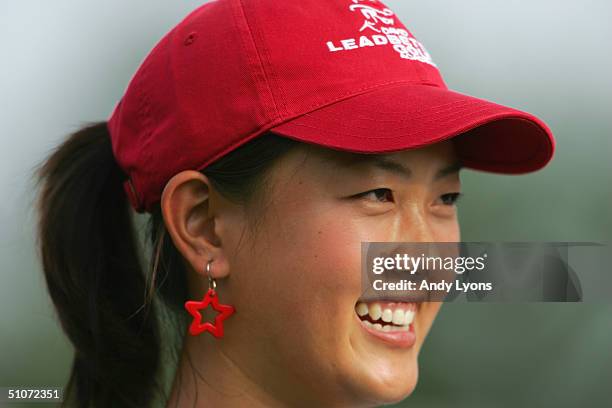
left=342, top=155, right=463, bottom=181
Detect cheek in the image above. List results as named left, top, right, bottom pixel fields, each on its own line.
left=233, top=204, right=365, bottom=344
left=431, top=208, right=461, bottom=242
left=414, top=302, right=442, bottom=351
left=226, top=206, right=371, bottom=398
left=265, top=209, right=363, bottom=322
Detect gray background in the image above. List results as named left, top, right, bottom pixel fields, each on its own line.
left=1, top=1, right=610, bottom=407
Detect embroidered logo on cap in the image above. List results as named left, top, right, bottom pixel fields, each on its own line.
left=325, top=0, right=436, bottom=67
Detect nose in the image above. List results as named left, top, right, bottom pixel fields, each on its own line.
left=391, top=205, right=441, bottom=263
left=396, top=204, right=435, bottom=243
left=408, top=216, right=435, bottom=243
left=396, top=204, right=460, bottom=262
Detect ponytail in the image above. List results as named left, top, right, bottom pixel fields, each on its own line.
left=35, top=122, right=160, bottom=407
left=34, top=122, right=303, bottom=407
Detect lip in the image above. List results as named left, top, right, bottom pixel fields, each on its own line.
left=354, top=310, right=417, bottom=348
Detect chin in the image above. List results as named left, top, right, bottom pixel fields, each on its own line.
left=340, top=363, right=419, bottom=408
left=336, top=300, right=432, bottom=407
left=371, top=368, right=419, bottom=406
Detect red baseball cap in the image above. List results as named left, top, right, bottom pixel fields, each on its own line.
left=108, top=0, right=555, bottom=213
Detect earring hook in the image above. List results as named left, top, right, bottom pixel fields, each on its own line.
left=206, top=260, right=216, bottom=291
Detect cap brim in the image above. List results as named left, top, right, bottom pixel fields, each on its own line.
left=270, top=83, right=555, bottom=174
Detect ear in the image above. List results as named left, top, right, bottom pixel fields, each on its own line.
left=160, top=170, right=230, bottom=280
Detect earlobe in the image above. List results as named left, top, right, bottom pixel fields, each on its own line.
left=160, top=170, right=231, bottom=279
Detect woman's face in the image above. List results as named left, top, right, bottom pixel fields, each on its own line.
left=170, top=139, right=461, bottom=407
left=209, top=139, right=462, bottom=406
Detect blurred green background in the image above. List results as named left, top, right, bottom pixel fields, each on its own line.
left=1, top=1, right=610, bottom=407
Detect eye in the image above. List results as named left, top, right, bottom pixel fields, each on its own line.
left=354, top=188, right=394, bottom=203
left=439, top=192, right=463, bottom=206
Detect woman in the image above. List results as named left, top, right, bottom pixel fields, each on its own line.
left=35, top=0, right=555, bottom=407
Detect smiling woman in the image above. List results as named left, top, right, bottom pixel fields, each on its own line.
left=33, top=0, right=555, bottom=407
left=157, top=137, right=460, bottom=406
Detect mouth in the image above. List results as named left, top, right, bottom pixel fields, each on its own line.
left=354, top=300, right=418, bottom=348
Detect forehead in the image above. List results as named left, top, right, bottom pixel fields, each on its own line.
left=268, top=139, right=460, bottom=189
left=260, top=140, right=461, bottom=204
left=308, top=139, right=458, bottom=168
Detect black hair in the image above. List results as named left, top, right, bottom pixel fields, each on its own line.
left=34, top=121, right=300, bottom=407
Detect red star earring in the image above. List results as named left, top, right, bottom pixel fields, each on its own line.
left=184, top=260, right=235, bottom=338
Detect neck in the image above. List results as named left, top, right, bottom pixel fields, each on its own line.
left=166, top=333, right=282, bottom=408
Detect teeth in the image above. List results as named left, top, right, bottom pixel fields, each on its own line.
left=392, top=309, right=405, bottom=325
left=369, top=303, right=382, bottom=320
left=404, top=310, right=415, bottom=325
left=355, top=302, right=417, bottom=332
left=356, top=302, right=368, bottom=317
left=360, top=319, right=412, bottom=332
